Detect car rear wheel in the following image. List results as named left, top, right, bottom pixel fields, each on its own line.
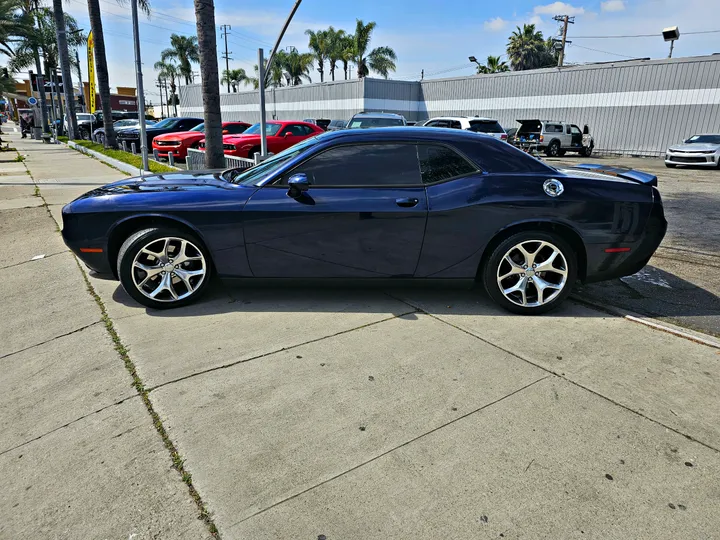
left=482, top=231, right=577, bottom=315
left=117, top=227, right=211, bottom=309
left=545, top=140, right=560, bottom=157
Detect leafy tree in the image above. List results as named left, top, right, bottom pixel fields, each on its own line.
left=325, top=26, right=345, bottom=82
left=349, top=19, right=396, bottom=79
left=154, top=60, right=179, bottom=115
left=283, top=48, right=314, bottom=85
left=161, top=34, right=200, bottom=84
left=221, top=67, right=249, bottom=92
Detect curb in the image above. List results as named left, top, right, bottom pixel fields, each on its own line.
left=571, top=295, right=720, bottom=350
left=67, top=141, right=180, bottom=177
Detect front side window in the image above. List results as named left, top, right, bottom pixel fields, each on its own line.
left=283, top=143, right=421, bottom=186
left=280, top=124, right=307, bottom=137
left=230, top=136, right=320, bottom=185
left=190, top=123, right=205, bottom=132
left=419, top=145, right=477, bottom=184
left=242, top=123, right=283, bottom=136
left=570, top=125, right=582, bottom=135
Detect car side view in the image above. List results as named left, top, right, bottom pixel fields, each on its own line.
left=200, top=121, right=324, bottom=159
left=61, top=128, right=666, bottom=314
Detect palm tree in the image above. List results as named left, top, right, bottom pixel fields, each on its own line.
left=161, top=34, right=199, bottom=84
left=325, top=26, right=345, bottom=82
left=154, top=60, right=179, bottom=115
left=248, top=57, right=283, bottom=89
left=0, top=0, right=33, bottom=57
left=86, top=0, right=150, bottom=148
left=340, top=34, right=354, bottom=80
left=506, top=24, right=555, bottom=71
left=192, top=0, right=222, bottom=168
left=283, top=49, right=314, bottom=86
left=221, top=67, right=248, bottom=92
left=52, top=0, right=79, bottom=138
left=477, top=55, right=510, bottom=74
left=305, top=28, right=328, bottom=82
left=350, top=19, right=396, bottom=79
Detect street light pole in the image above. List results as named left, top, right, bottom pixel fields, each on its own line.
left=130, top=0, right=149, bottom=172
left=258, top=47, right=267, bottom=158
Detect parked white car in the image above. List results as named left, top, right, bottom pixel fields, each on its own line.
left=665, top=134, right=720, bottom=168
left=418, top=116, right=507, bottom=140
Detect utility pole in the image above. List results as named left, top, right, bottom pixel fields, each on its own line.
left=130, top=0, right=149, bottom=172
left=553, top=15, right=575, bottom=67
left=220, top=24, right=232, bottom=93
left=163, top=79, right=171, bottom=116
left=156, top=78, right=165, bottom=118
left=258, top=48, right=267, bottom=157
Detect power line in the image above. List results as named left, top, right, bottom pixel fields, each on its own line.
left=568, top=43, right=637, bottom=59
left=569, top=29, right=720, bottom=39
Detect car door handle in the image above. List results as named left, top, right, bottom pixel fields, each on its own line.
left=395, top=197, right=419, bottom=208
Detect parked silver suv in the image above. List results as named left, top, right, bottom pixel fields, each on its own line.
left=514, top=119, right=594, bottom=157
left=419, top=116, right=507, bottom=141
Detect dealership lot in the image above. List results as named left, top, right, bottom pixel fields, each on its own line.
left=2, top=131, right=719, bottom=539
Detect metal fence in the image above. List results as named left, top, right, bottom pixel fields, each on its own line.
left=186, top=148, right=255, bottom=171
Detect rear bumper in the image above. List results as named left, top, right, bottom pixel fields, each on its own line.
left=584, top=198, right=667, bottom=283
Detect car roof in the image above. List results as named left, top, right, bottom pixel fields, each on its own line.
left=316, top=126, right=499, bottom=144
left=351, top=112, right=405, bottom=119
left=429, top=116, right=498, bottom=121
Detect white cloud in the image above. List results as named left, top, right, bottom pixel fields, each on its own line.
left=528, top=15, right=545, bottom=26
left=534, top=2, right=586, bottom=15
left=601, top=0, right=626, bottom=12
left=484, top=17, right=508, bottom=31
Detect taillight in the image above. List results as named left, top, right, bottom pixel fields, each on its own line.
left=501, top=134, right=507, bottom=140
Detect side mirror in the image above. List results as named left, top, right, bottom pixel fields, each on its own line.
left=287, top=173, right=310, bottom=196
left=222, top=129, right=229, bottom=134
left=283, top=131, right=291, bottom=138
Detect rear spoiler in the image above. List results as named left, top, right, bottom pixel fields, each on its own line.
left=572, top=163, right=658, bottom=187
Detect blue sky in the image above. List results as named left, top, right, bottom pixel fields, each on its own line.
left=59, top=0, right=719, bottom=104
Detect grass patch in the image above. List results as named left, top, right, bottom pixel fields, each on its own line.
left=14, top=154, right=24, bottom=162
left=72, top=140, right=178, bottom=174
left=58, top=135, right=69, bottom=143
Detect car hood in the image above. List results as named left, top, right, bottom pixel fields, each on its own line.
left=668, top=142, right=720, bottom=152
left=560, top=164, right=657, bottom=186
left=73, top=170, right=235, bottom=199
left=155, top=131, right=203, bottom=141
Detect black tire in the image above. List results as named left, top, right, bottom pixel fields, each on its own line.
left=248, top=146, right=261, bottom=159
left=579, top=145, right=593, bottom=157
left=665, top=162, right=676, bottom=168
left=545, top=140, right=560, bottom=157
left=482, top=231, right=577, bottom=315
left=117, top=227, right=212, bottom=309
left=557, top=149, right=566, bottom=157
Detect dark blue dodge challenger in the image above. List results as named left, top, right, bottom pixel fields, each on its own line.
left=62, top=128, right=666, bottom=314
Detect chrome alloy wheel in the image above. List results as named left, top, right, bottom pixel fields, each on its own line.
left=496, top=240, right=568, bottom=307
left=131, top=237, right=206, bottom=302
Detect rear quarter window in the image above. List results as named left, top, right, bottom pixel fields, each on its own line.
left=454, top=138, right=553, bottom=174
left=469, top=120, right=504, bottom=134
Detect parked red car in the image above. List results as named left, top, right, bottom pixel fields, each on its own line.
left=210, top=121, right=324, bottom=158
left=152, top=121, right=250, bottom=159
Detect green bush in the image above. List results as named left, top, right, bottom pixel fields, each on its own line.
left=72, top=140, right=178, bottom=174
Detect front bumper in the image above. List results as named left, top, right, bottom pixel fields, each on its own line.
left=665, top=151, right=719, bottom=166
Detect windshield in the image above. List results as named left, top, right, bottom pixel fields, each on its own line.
left=190, top=123, right=205, bottom=132
left=685, top=134, right=720, bottom=144
left=152, top=118, right=177, bottom=129
left=226, top=136, right=320, bottom=185
left=242, top=123, right=282, bottom=136
left=347, top=117, right=404, bottom=128
left=469, top=120, right=504, bottom=133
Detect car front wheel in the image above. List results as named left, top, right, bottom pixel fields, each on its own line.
left=482, top=232, right=577, bottom=315
left=117, top=227, right=211, bottom=309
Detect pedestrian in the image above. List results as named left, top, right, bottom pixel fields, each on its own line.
left=20, top=114, right=28, bottom=138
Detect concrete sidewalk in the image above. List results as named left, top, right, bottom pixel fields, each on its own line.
left=2, top=125, right=720, bottom=539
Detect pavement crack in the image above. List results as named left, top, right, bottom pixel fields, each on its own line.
left=0, top=249, right=70, bottom=271
left=0, top=394, right=140, bottom=456
left=389, top=293, right=720, bottom=455
left=146, top=310, right=420, bottom=393
left=0, top=321, right=101, bottom=360
left=232, top=375, right=549, bottom=527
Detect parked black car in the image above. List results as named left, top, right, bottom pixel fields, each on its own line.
left=116, top=117, right=203, bottom=149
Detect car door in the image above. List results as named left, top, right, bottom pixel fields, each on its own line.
left=242, top=143, right=429, bottom=278
left=276, top=123, right=307, bottom=152
left=570, top=125, right=583, bottom=148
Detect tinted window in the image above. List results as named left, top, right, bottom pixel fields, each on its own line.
left=316, top=119, right=331, bottom=130
left=686, top=134, right=720, bottom=144
left=190, top=123, right=205, bottom=132
left=454, top=138, right=553, bottom=174
left=419, top=145, right=476, bottom=184
left=225, top=123, right=248, bottom=134
left=281, top=124, right=308, bottom=136
left=545, top=124, right=563, bottom=133
left=348, top=117, right=404, bottom=128
left=287, top=144, right=421, bottom=186
left=469, top=120, right=504, bottom=134
left=450, top=121, right=462, bottom=129
left=301, top=125, right=316, bottom=135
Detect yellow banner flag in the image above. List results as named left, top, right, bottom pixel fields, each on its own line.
left=87, top=31, right=96, bottom=113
